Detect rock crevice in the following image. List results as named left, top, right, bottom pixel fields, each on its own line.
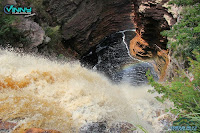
left=130, top=0, right=177, bottom=59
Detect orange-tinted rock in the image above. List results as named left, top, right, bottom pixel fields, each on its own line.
left=130, top=33, right=154, bottom=59
left=132, top=0, right=176, bottom=50
left=0, top=120, right=17, bottom=130
left=156, top=49, right=170, bottom=81
left=129, top=0, right=176, bottom=81
left=129, top=32, right=170, bottom=81
left=24, top=128, right=61, bottom=133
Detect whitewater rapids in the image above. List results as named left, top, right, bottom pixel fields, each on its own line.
left=0, top=49, right=173, bottom=132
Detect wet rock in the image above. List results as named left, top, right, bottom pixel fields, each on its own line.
left=48, top=0, right=135, bottom=56
left=79, top=122, right=108, bottom=133
left=81, top=31, right=158, bottom=85
left=109, top=122, right=137, bottom=133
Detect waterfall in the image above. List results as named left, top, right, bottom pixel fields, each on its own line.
left=81, top=30, right=158, bottom=85
left=0, top=49, right=173, bottom=132
left=119, top=29, right=137, bottom=60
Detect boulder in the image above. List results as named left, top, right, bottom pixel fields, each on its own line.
left=17, top=18, right=45, bottom=51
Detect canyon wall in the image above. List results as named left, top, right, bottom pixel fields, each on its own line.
left=130, top=0, right=177, bottom=80
left=130, top=0, right=177, bottom=58
left=47, top=0, right=135, bottom=57
left=46, top=0, right=177, bottom=59
left=3, top=0, right=177, bottom=59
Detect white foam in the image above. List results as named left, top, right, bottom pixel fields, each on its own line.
left=0, top=49, right=173, bottom=132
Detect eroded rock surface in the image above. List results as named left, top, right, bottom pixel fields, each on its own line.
left=47, top=0, right=135, bottom=56
left=129, top=0, right=177, bottom=80
left=132, top=0, right=177, bottom=52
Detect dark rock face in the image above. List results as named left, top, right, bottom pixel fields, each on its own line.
left=109, top=122, right=136, bottom=133
left=47, top=0, right=176, bottom=60
left=47, top=0, right=135, bottom=56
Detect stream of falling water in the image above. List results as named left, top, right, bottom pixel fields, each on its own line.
left=0, top=49, right=173, bottom=132
left=118, top=29, right=148, bottom=64
left=118, top=29, right=137, bottom=61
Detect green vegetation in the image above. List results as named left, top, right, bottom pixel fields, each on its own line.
left=147, top=53, right=200, bottom=131
left=148, top=0, right=200, bottom=131
left=147, top=52, right=200, bottom=114
left=169, top=0, right=199, bottom=6
left=161, top=1, right=200, bottom=63
left=45, top=26, right=61, bottom=46
left=0, top=2, right=28, bottom=46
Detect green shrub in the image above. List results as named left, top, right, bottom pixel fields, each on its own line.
left=169, top=0, right=199, bottom=6
left=147, top=51, right=200, bottom=131
left=161, top=2, right=200, bottom=62
left=148, top=1, right=200, bottom=131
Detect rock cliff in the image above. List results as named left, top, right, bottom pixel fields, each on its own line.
left=130, top=0, right=177, bottom=80
left=130, top=0, right=177, bottom=59
left=47, top=0, right=135, bottom=56
left=3, top=0, right=177, bottom=60
left=47, top=0, right=177, bottom=60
